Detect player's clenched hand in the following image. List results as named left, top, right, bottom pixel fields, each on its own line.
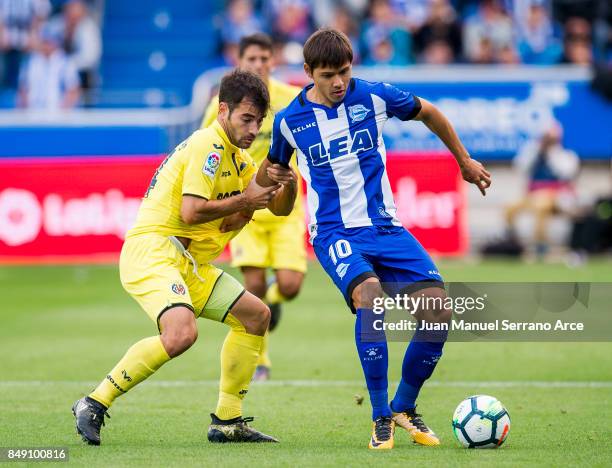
left=243, top=178, right=281, bottom=210
left=460, top=158, right=491, bottom=196
left=219, top=210, right=253, bottom=232
left=266, top=164, right=296, bottom=187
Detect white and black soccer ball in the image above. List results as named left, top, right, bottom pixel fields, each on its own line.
left=452, top=395, right=511, bottom=448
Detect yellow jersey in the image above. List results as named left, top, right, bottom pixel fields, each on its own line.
left=127, top=120, right=257, bottom=264
left=202, top=77, right=303, bottom=224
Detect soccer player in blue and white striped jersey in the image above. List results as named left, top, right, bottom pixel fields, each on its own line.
left=257, top=28, right=492, bottom=450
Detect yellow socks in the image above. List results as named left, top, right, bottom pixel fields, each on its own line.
left=215, top=313, right=263, bottom=420
left=264, top=282, right=287, bottom=305
left=89, top=316, right=262, bottom=420
left=89, top=336, right=170, bottom=408
left=256, top=331, right=272, bottom=368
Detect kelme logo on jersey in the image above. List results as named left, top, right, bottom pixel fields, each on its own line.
left=348, top=104, right=371, bottom=123
left=336, top=262, right=350, bottom=279
left=203, top=152, right=221, bottom=178
left=171, top=283, right=186, bottom=295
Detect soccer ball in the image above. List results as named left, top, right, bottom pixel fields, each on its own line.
left=452, top=395, right=511, bottom=448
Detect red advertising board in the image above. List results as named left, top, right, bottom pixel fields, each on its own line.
left=0, top=152, right=466, bottom=263
left=386, top=152, right=467, bottom=256
left=0, top=156, right=163, bottom=263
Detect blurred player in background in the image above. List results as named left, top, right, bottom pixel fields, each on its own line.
left=505, top=121, right=580, bottom=257
left=202, top=33, right=306, bottom=381
left=72, top=70, right=297, bottom=445
left=260, top=28, right=491, bottom=450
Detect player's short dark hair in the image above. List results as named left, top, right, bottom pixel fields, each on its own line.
left=219, top=69, right=270, bottom=116
left=239, top=32, right=273, bottom=57
left=303, top=28, right=353, bottom=71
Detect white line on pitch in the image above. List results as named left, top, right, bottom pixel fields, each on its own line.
left=0, top=380, right=611, bottom=388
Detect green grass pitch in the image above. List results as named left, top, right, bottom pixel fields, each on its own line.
left=1, top=259, right=611, bottom=467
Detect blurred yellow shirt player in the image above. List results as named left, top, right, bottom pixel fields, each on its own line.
left=202, top=33, right=306, bottom=380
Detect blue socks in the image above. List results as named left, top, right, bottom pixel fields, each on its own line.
left=355, top=308, right=390, bottom=419
left=356, top=310, right=448, bottom=417
left=391, top=326, right=447, bottom=413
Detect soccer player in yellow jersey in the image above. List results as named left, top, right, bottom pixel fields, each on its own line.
left=72, top=70, right=297, bottom=445
left=202, top=33, right=306, bottom=381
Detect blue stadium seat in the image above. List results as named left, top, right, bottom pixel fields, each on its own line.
left=104, top=0, right=215, bottom=19
left=103, top=39, right=216, bottom=58
left=101, top=59, right=206, bottom=86
left=99, top=0, right=224, bottom=108
left=0, top=89, right=17, bottom=108
left=103, top=18, right=217, bottom=42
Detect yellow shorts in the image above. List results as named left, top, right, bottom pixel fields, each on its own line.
left=120, top=234, right=244, bottom=329
left=229, top=216, right=307, bottom=273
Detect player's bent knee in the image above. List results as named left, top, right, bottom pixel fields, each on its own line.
left=161, top=323, right=198, bottom=357
left=416, top=287, right=451, bottom=323
left=228, top=291, right=270, bottom=335
left=277, top=281, right=301, bottom=300
left=238, top=303, right=269, bottom=336
left=158, top=305, right=198, bottom=357
left=262, top=303, right=271, bottom=326
left=435, top=306, right=453, bottom=324
left=351, top=277, right=383, bottom=310
left=276, top=270, right=304, bottom=300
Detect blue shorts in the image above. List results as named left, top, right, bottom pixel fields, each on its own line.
left=313, top=225, right=444, bottom=312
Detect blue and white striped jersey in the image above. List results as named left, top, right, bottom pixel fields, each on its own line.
left=268, top=77, right=422, bottom=239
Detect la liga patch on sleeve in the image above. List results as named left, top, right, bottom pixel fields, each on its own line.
left=203, top=151, right=221, bottom=178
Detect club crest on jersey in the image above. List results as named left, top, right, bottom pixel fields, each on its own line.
left=203, top=152, right=221, bottom=178
left=171, top=283, right=186, bottom=295
left=348, top=104, right=370, bottom=123
left=378, top=207, right=393, bottom=218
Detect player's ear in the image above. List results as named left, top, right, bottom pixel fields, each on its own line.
left=303, top=63, right=313, bottom=80
left=218, top=101, right=229, bottom=120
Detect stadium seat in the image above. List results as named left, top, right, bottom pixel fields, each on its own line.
left=99, top=0, right=223, bottom=108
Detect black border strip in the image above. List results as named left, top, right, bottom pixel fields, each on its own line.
left=182, top=193, right=208, bottom=200
left=267, top=153, right=290, bottom=168
left=405, top=95, right=422, bottom=121
left=398, top=280, right=446, bottom=296
left=221, top=289, right=246, bottom=323
left=231, top=153, right=239, bottom=174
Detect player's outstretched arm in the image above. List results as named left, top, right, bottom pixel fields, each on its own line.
left=255, top=158, right=297, bottom=216
left=181, top=181, right=280, bottom=225
left=414, top=98, right=492, bottom=196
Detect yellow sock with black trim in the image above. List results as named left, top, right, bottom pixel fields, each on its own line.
left=264, top=282, right=287, bottom=305
left=89, top=336, right=170, bottom=408
left=256, top=331, right=271, bottom=368
left=215, top=313, right=263, bottom=420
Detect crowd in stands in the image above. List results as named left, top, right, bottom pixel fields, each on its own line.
left=0, top=0, right=101, bottom=109
left=1, top=0, right=610, bottom=109
left=218, top=0, right=611, bottom=66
